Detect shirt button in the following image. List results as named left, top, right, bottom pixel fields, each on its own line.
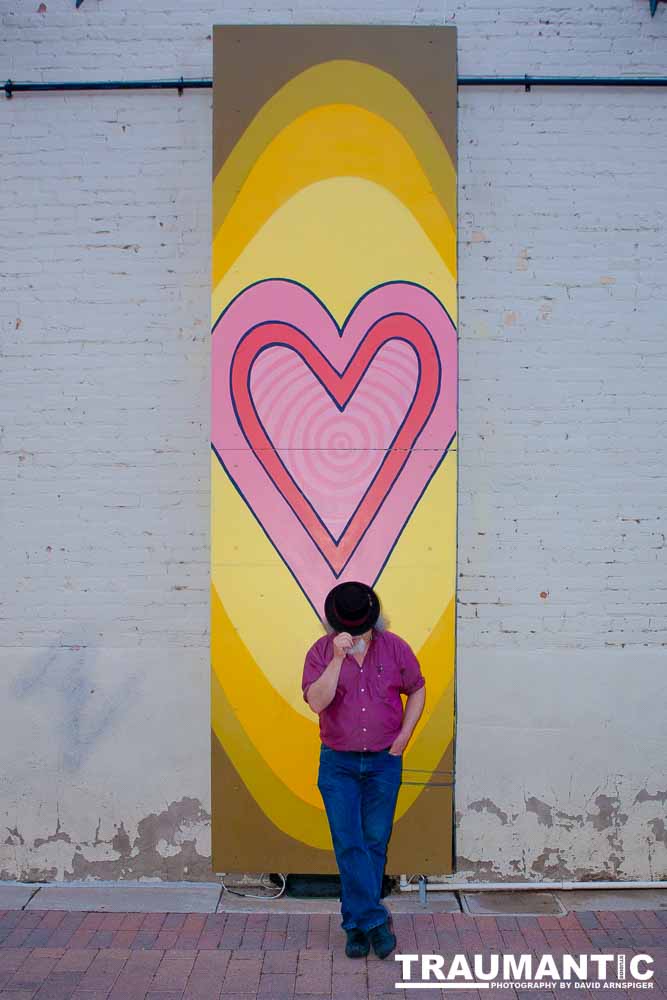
left=362, top=727, right=367, bottom=732
left=362, top=707, right=366, bottom=712
left=361, top=688, right=365, bottom=692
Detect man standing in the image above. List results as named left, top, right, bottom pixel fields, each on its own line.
left=302, top=581, right=426, bottom=960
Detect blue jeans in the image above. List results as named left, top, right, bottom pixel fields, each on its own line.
left=317, top=744, right=402, bottom=933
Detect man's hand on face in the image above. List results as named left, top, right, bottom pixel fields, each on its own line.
left=333, top=632, right=354, bottom=659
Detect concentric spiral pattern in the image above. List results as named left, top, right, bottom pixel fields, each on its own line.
left=250, top=339, right=419, bottom=538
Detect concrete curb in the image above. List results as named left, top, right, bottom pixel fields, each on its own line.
left=1, top=881, right=666, bottom=914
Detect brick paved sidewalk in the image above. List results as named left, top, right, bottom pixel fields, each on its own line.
left=1, top=908, right=666, bottom=999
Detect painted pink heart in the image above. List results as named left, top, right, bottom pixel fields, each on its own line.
left=211, top=279, right=457, bottom=617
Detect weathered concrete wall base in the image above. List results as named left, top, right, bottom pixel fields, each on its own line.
left=1, top=796, right=212, bottom=884
left=455, top=649, right=667, bottom=881
left=0, top=646, right=211, bottom=882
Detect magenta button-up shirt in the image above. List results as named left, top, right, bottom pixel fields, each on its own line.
left=301, top=629, right=425, bottom=752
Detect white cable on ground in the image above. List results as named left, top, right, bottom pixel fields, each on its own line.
left=219, top=872, right=286, bottom=899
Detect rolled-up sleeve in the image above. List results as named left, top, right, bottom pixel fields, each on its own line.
left=302, top=640, right=328, bottom=703
left=397, top=636, right=426, bottom=695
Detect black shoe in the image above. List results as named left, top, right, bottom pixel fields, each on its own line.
left=368, top=920, right=397, bottom=959
left=345, top=927, right=370, bottom=958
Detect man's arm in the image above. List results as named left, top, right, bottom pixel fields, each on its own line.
left=305, top=632, right=353, bottom=713
left=388, top=684, right=426, bottom=755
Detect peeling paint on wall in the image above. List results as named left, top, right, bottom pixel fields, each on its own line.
left=456, top=775, right=667, bottom=881
left=1, top=799, right=212, bottom=883
left=469, top=799, right=509, bottom=826
left=67, top=798, right=211, bottom=881
left=525, top=796, right=554, bottom=828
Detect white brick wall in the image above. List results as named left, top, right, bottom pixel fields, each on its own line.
left=1, top=1, right=666, bottom=881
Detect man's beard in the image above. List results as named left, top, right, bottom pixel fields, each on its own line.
left=350, top=636, right=367, bottom=655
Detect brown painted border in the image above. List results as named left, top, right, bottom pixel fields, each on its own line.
left=212, top=25, right=457, bottom=178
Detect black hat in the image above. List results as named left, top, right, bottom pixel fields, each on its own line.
left=324, top=581, right=381, bottom=636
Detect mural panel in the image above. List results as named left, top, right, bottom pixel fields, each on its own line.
left=211, top=25, right=458, bottom=873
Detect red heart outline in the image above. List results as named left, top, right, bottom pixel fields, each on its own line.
left=230, top=314, right=441, bottom=575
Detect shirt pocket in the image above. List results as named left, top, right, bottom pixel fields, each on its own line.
left=370, top=665, right=395, bottom=701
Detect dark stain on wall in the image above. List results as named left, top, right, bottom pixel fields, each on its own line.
left=525, top=796, right=554, bottom=828
left=468, top=798, right=509, bottom=825
left=67, top=797, right=212, bottom=881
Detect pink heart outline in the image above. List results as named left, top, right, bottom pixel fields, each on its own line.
left=212, top=279, right=457, bottom=617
